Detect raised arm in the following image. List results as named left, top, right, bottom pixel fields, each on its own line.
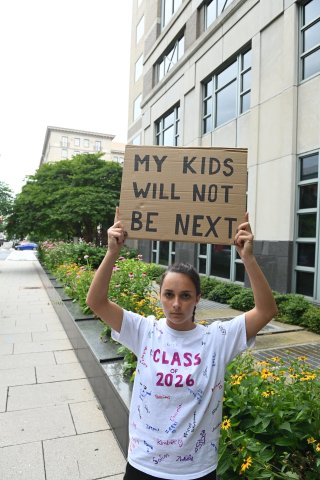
left=234, top=213, right=278, bottom=340
left=86, top=207, right=127, bottom=333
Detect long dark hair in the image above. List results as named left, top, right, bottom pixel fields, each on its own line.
left=160, top=262, right=201, bottom=293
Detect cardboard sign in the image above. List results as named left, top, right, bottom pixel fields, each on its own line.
left=119, top=145, right=247, bottom=245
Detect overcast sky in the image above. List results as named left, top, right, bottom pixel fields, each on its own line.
left=0, top=0, right=133, bottom=194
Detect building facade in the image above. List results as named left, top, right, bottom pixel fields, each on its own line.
left=40, top=126, right=125, bottom=166
left=127, top=0, right=320, bottom=302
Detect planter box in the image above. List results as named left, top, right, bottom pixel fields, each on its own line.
left=36, top=262, right=131, bottom=455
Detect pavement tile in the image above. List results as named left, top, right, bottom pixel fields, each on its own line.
left=32, top=330, right=68, bottom=341
left=0, top=352, right=56, bottom=370
left=0, top=343, right=13, bottom=354
left=69, top=400, right=110, bottom=434
left=0, top=324, right=48, bottom=334
left=7, top=379, right=95, bottom=411
left=0, top=333, right=32, bottom=344
left=0, top=387, right=7, bottom=412
left=0, top=367, right=36, bottom=387
left=14, top=338, right=72, bottom=354
left=36, top=363, right=86, bottom=383
left=0, top=404, right=76, bottom=447
left=54, top=350, right=79, bottom=364
left=0, top=441, right=45, bottom=480
left=43, top=430, right=126, bottom=480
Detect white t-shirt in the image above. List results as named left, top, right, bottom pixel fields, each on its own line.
left=112, top=311, right=254, bottom=480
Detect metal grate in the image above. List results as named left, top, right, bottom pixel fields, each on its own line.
left=253, top=343, right=320, bottom=369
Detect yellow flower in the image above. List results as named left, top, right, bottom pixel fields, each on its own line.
left=307, top=437, right=316, bottom=444
left=298, top=356, right=308, bottom=361
left=240, top=456, right=253, bottom=474
left=271, top=356, right=281, bottom=362
left=261, top=390, right=275, bottom=397
left=257, top=361, right=270, bottom=366
left=221, top=418, right=231, bottom=430
left=260, top=368, right=272, bottom=379
left=316, top=443, right=320, bottom=452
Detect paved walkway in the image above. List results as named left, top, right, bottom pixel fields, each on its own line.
left=0, top=251, right=126, bottom=480
left=1, top=249, right=319, bottom=480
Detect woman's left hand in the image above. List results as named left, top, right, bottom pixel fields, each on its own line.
left=234, top=212, right=254, bottom=261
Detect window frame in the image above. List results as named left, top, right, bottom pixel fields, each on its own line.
left=294, top=151, right=320, bottom=299
left=160, top=0, right=182, bottom=30
left=156, top=33, right=185, bottom=83
left=202, top=47, right=251, bottom=135
left=300, top=0, right=320, bottom=81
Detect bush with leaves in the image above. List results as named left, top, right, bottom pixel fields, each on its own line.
left=229, top=288, right=255, bottom=311
left=218, top=352, right=320, bottom=479
left=200, top=276, right=220, bottom=297
left=207, top=282, right=243, bottom=304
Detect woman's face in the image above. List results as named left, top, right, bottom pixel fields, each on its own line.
left=160, top=272, right=201, bottom=331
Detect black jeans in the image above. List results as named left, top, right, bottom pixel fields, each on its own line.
left=123, top=462, right=217, bottom=480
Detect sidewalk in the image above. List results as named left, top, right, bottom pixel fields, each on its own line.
left=0, top=253, right=126, bottom=480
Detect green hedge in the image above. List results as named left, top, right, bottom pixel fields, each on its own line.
left=201, top=277, right=320, bottom=335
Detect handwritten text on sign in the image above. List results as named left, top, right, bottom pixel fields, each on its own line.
left=119, top=145, right=247, bottom=245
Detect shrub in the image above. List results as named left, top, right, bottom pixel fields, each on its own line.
left=229, top=288, right=255, bottom=311
left=207, top=282, right=242, bottom=304
left=218, top=352, right=320, bottom=479
left=200, top=276, right=220, bottom=297
left=301, top=305, right=320, bottom=334
left=145, top=263, right=166, bottom=283
left=275, top=294, right=311, bottom=326
left=39, top=240, right=136, bottom=272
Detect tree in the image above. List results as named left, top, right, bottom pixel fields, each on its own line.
left=7, top=154, right=122, bottom=245
left=0, top=181, right=14, bottom=232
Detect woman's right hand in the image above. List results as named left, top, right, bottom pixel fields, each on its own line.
left=107, top=207, right=127, bottom=254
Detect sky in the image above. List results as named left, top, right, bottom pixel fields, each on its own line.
left=0, top=0, right=133, bottom=194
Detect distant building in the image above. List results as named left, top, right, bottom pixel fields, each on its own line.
left=127, top=0, right=320, bottom=302
left=40, top=126, right=125, bottom=166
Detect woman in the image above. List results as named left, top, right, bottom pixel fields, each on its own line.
left=86, top=208, right=277, bottom=480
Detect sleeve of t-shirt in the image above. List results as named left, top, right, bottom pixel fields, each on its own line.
left=215, top=314, right=255, bottom=365
left=111, top=309, right=152, bottom=356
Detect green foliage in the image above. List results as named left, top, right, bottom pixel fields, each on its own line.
left=218, top=352, right=320, bottom=479
left=301, top=305, right=320, bottom=333
left=145, top=263, right=166, bottom=283
left=207, top=282, right=242, bottom=303
left=6, top=154, right=122, bottom=244
left=229, top=288, right=255, bottom=311
left=0, top=181, right=14, bottom=231
left=275, top=294, right=311, bottom=325
left=200, top=276, right=220, bottom=297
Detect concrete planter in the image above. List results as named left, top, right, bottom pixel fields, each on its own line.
left=37, top=263, right=131, bottom=455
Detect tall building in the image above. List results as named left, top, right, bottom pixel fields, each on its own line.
left=40, top=126, right=125, bottom=166
left=127, top=0, right=320, bottom=302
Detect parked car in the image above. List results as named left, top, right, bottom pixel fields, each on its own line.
left=15, top=240, right=38, bottom=251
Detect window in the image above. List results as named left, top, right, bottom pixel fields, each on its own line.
left=205, top=0, right=234, bottom=29
left=161, top=0, right=182, bottom=30
left=135, top=55, right=143, bottom=81
left=83, top=139, right=89, bottom=148
left=202, top=48, right=251, bottom=134
left=197, top=243, right=244, bottom=282
left=136, top=15, right=144, bottom=43
left=157, top=34, right=184, bottom=82
left=61, top=148, right=68, bottom=159
left=95, top=141, right=101, bottom=151
left=74, top=137, right=80, bottom=147
left=73, top=150, right=80, bottom=156
left=152, top=105, right=180, bottom=266
left=301, top=0, right=320, bottom=80
left=133, top=94, right=142, bottom=121
left=61, top=136, right=68, bottom=147
left=295, top=152, right=319, bottom=299
left=155, top=105, right=180, bottom=146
